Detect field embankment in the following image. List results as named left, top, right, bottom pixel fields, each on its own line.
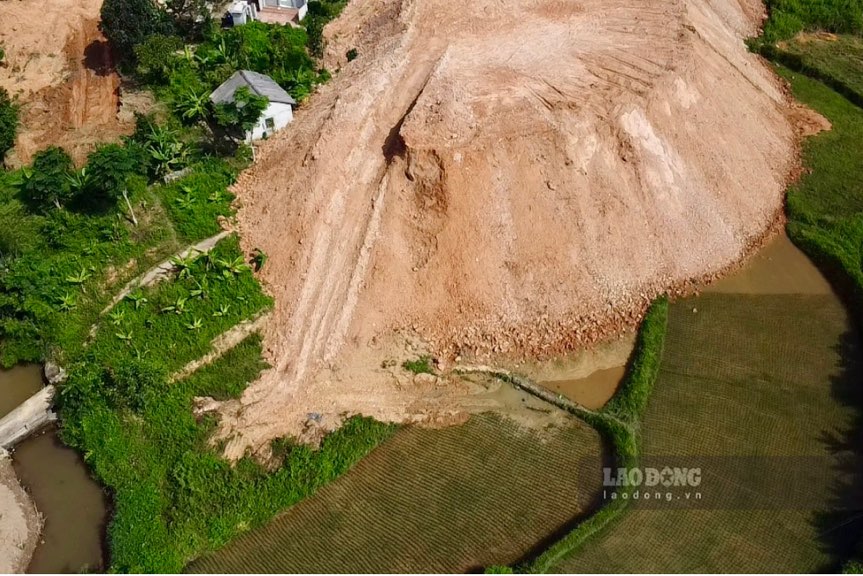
left=215, top=0, right=803, bottom=456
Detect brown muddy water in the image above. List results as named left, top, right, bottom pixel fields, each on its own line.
left=0, top=365, right=43, bottom=417
left=707, top=232, right=832, bottom=295
left=519, top=334, right=634, bottom=409
left=523, top=232, right=827, bottom=409
left=0, top=365, right=107, bottom=574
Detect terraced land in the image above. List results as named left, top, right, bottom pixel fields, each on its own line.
left=190, top=410, right=607, bottom=573
left=554, top=291, right=863, bottom=572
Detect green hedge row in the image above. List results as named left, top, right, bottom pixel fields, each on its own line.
left=518, top=298, right=669, bottom=574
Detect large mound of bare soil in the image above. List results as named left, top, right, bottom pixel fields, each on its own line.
left=208, top=0, right=801, bottom=457
left=0, top=0, right=134, bottom=164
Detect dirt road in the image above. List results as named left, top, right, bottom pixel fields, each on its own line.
left=207, top=0, right=804, bottom=457
left=0, top=455, right=41, bottom=572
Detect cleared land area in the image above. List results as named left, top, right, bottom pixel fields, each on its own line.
left=189, top=411, right=607, bottom=573
left=554, top=290, right=862, bottom=572
left=214, top=0, right=805, bottom=458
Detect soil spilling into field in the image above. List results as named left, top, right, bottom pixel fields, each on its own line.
left=0, top=0, right=133, bottom=165
left=213, top=0, right=806, bottom=456
left=13, top=429, right=108, bottom=573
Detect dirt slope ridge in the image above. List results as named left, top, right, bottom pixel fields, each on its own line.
left=0, top=0, right=131, bottom=164
left=212, top=0, right=798, bottom=457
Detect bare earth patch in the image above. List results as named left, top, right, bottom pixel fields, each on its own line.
left=0, top=455, right=41, bottom=573
left=0, top=0, right=134, bottom=165
left=208, top=0, right=808, bottom=457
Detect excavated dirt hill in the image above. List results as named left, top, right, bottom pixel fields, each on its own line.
left=208, top=0, right=803, bottom=458
left=0, top=0, right=134, bottom=165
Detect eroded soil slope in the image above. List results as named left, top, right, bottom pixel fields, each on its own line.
left=0, top=0, right=133, bottom=164
left=211, top=0, right=800, bottom=457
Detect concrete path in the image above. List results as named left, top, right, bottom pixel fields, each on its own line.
left=0, top=386, right=56, bottom=450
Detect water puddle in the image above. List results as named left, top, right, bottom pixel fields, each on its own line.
left=515, top=335, right=634, bottom=408
left=0, top=365, right=43, bottom=418
left=12, top=428, right=107, bottom=574
left=540, top=366, right=628, bottom=410
left=707, top=232, right=832, bottom=295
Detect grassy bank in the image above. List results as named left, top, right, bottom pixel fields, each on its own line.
left=770, top=40, right=863, bottom=570
left=516, top=299, right=668, bottom=574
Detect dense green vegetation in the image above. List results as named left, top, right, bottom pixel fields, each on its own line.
left=0, top=88, right=18, bottom=163
left=760, top=0, right=863, bottom=43
left=189, top=410, right=604, bottom=573
left=58, top=335, right=394, bottom=572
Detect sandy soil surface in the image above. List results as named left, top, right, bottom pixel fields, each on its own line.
left=206, top=0, right=811, bottom=457
left=0, top=454, right=41, bottom=573
left=0, top=0, right=135, bottom=165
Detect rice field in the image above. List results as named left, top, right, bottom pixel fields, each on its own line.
left=554, top=292, right=863, bottom=573
left=189, top=409, right=607, bottom=573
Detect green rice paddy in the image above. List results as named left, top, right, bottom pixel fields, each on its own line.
left=190, top=410, right=607, bottom=573
left=553, top=293, right=863, bottom=572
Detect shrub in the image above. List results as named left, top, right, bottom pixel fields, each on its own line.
left=346, top=48, right=358, bottom=62
left=0, top=88, right=19, bottom=163
left=100, top=0, right=174, bottom=64
left=761, top=0, right=863, bottom=42
left=21, top=146, right=74, bottom=211
left=212, top=86, right=268, bottom=142
left=83, top=143, right=146, bottom=205
left=402, top=355, right=435, bottom=375
left=134, top=34, right=184, bottom=84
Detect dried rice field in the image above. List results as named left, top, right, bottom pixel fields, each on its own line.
left=190, top=409, right=606, bottom=573
left=555, top=292, right=863, bottom=573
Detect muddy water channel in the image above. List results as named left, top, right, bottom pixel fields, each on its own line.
left=0, top=365, right=107, bottom=573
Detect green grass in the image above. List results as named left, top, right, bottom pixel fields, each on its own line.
left=188, top=410, right=605, bottom=573
left=758, top=0, right=863, bottom=43
left=155, top=158, right=239, bottom=243
left=773, top=64, right=863, bottom=311
left=401, top=355, right=435, bottom=375
left=58, top=335, right=395, bottom=572
left=553, top=294, right=862, bottom=572
left=769, top=34, right=863, bottom=105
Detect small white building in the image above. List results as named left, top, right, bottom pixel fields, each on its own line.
left=209, top=70, right=297, bottom=142
left=227, top=0, right=257, bottom=25
left=260, top=0, right=308, bottom=22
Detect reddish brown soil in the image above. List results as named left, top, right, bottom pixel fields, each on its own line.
left=0, top=0, right=132, bottom=165
left=198, top=0, right=812, bottom=457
